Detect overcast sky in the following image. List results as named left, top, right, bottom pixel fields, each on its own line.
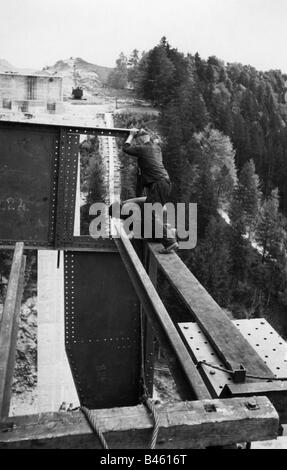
left=0, top=0, right=286, bottom=72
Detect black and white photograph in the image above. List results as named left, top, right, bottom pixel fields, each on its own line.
left=0, top=0, right=287, bottom=452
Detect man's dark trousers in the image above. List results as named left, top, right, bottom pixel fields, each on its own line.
left=145, top=179, right=176, bottom=248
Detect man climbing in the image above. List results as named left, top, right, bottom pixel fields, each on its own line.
left=121, top=128, right=179, bottom=253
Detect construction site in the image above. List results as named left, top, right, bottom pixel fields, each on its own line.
left=1, top=1, right=287, bottom=445
left=0, top=90, right=286, bottom=449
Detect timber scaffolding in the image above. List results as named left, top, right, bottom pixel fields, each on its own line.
left=0, top=117, right=286, bottom=449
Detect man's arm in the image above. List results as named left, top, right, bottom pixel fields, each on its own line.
left=123, top=128, right=142, bottom=157
left=125, top=128, right=138, bottom=145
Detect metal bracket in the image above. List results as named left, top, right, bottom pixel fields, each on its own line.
left=233, top=365, right=247, bottom=383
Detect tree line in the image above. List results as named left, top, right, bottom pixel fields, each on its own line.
left=112, top=38, right=287, bottom=334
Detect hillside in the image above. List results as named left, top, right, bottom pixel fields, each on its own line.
left=38, top=57, right=114, bottom=98
left=0, top=58, right=37, bottom=75
left=119, top=38, right=287, bottom=336
left=0, top=59, right=18, bottom=72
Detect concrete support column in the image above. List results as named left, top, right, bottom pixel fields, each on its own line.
left=37, top=250, right=79, bottom=412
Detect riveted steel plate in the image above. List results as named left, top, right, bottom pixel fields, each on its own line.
left=0, top=122, right=59, bottom=246
left=178, top=322, right=232, bottom=397
left=64, top=251, right=142, bottom=409
left=179, top=319, right=287, bottom=397
left=234, top=319, right=287, bottom=379
left=55, top=129, right=80, bottom=245
left=0, top=120, right=128, bottom=250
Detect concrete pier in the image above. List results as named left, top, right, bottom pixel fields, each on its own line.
left=37, top=251, right=79, bottom=412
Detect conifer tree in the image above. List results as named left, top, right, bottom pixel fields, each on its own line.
left=137, top=44, right=175, bottom=106
left=187, top=217, right=231, bottom=306
left=229, top=160, right=262, bottom=238
left=194, top=127, right=237, bottom=206
left=255, top=188, right=286, bottom=263
left=128, top=49, right=140, bottom=87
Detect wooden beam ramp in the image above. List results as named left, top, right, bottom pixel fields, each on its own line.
left=0, top=397, right=278, bottom=449
left=0, top=243, right=26, bottom=419
left=148, top=243, right=274, bottom=379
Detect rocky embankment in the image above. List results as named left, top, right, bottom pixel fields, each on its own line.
left=9, top=297, right=37, bottom=415
left=0, top=251, right=37, bottom=416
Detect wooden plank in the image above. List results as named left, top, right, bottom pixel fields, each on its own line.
left=148, top=249, right=158, bottom=287
left=0, top=397, right=278, bottom=449
left=143, top=248, right=158, bottom=395
left=0, top=243, right=26, bottom=418
left=113, top=221, right=210, bottom=401
left=224, top=382, right=287, bottom=424
left=148, top=243, right=274, bottom=378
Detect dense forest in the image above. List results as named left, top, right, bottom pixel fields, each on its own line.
left=111, top=37, right=287, bottom=336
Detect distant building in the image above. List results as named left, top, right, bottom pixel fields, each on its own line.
left=0, top=72, right=64, bottom=113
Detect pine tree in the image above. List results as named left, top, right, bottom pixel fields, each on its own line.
left=255, top=188, right=286, bottom=263
left=228, top=161, right=261, bottom=285
left=186, top=217, right=231, bottom=306
left=147, top=47, right=174, bottom=105
left=128, top=49, right=140, bottom=87
left=136, top=37, right=193, bottom=107
left=229, top=160, right=262, bottom=238
left=159, top=79, right=208, bottom=203
left=192, top=166, right=218, bottom=238
left=194, top=127, right=237, bottom=206
left=252, top=189, right=287, bottom=305
left=128, top=49, right=139, bottom=67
